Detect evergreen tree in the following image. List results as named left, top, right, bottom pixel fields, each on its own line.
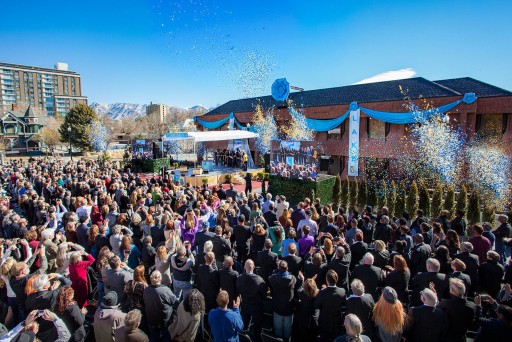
left=456, top=184, right=468, bottom=213
left=332, top=174, right=341, bottom=206
left=467, top=190, right=481, bottom=224
left=482, top=204, right=496, bottom=226
left=349, top=177, right=359, bottom=208
left=395, top=182, right=406, bottom=217
left=388, top=180, right=397, bottom=216
left=341, top=176, right=350, bottom=207
left=367, top=177, right=378, bottom=208
left=59, top=103, right=99, bottom=151
left=444, top=185, right=456, bottom=215
left=418, top=181, right=431, bottom=217
left=377, top=180, right=388, bottom=210
left=311, top=189, right=316, bottom=202
left=431, top=184, right=444, bottom=218
left=406, top=181, right=419, bottom=215
left=358, top=178, right=368, bottom=208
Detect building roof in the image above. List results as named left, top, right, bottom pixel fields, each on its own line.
left=433, top=77, right=512, bottom=98
left=206, top=76, right=512, bottom=116
left=3, top=106, right=47, bottom=125
left=0, top=62, right=80, bottom=76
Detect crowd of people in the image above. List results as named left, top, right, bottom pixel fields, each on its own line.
left=0, top=156, right=511, bottom=342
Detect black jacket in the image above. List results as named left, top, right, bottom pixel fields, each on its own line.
left=194, top=230, right=214, bottom=254
left=314, top=286, right=347, bottom=337
left=329, top=252, right=351, bottom=290
left=196, top=264, right=220, bottom=312
left=141, top=244, right=156, bottom=269
left=438, top=296, right=476, bottom=342
left=236, top=272, right=268, bottom=306
left=61, top=303, right=86, bottom=342
left=269, top=272, right=297, bottom=316
left=293, top=288, right=318, bottom=329
left=256, top=249, right=278, bottom=282
left=219, top=267, right=239, bottom=306
left=454, top=251, right=480, bottom=294
left=346, top=294, right=375, bottom=338
left=479, top=260, right=505, bottom=298
left=283, top=254, right=302, bottom=278
left=211, top=235, right=231, bottom=263
left=382, top=269, right=410, bottom=304
left=142, top=284, right=178, bottom=327
left=263, top=211, right=278, bottom=226
left=405, top=305, right=448, bottom=342
left=350, top=241, right=368, bottom=270
left=351, top=264, right=383, bottom=299
left=410, top=242, right=432, bottom=276
left=410, top=271, right=448, bottom=306
left=233, top=224, right=251, bottom=253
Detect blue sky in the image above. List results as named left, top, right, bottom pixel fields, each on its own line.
left=1, top=0, right=511, bottom=108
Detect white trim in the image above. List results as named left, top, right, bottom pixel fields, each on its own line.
left=1, top=112, right=26, bottom=125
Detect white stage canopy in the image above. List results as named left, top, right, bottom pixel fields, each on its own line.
left=163, top=130, right=259, bottom=143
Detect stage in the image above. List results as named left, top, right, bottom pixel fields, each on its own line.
left=170, top=165, right=265, bottom=187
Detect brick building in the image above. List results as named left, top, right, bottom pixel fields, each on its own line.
left=200, top=77, right=512, bottom=178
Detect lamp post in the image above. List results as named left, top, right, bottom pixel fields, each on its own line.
left=67, top=126, right=72, bottom=161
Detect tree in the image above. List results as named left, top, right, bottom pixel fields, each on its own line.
left=388, top=180, right=397, bottom=216
left=367, top=177, right=378, bottom=208
left=377, top=180, right=388, bottom=210
left=358, top=178, right=368, bottom=209
left=406, top=181, right=419, bottom=215
left=341, top=176, right=350, bottom=208
left=349, top=177, right=359, bottom=208
left=311, top=189, right=316, bottom=203
left=395, top=181, right=406, bottom=217
left=332, top=174, right=341, bottom=206
left=444, top=185, right=456, bottom=215
left=431, top=184, right=444, bottom=218
left=34, top=116, right=62, bottom=155
left=482, top=205, right=496, bottom=226
left=456, top=184, right=468, bottom=213
left=418, top=181, right=431, bottom=217
left=467, top=190, right=481, bottom=224
left=59, top=104, right=99, bottom=151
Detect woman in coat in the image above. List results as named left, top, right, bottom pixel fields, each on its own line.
left=169, top=289, right=205, bottom=342
left=68, top=250, right=95, bottom=308
left=293, top=278, right=319, bottom=342
left=382, top=255, right=411, bottom=305
left=55, top=286, right=86, bottom=342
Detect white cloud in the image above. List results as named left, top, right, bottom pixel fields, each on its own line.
left=353, top=68, right=417, bottom=85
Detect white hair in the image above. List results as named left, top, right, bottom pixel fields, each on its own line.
left=204, top=240, right=213, bottom=253
left=426, top=258, right=440, bottom=272
left=421, top=288, right=437, bottom=305
left=266, top=193, right=272, bottom=200
left=41, top=229, right=54, bottom=241
left=33, top=274, right=49, bottom=292
left=350, top=279, right=365, bottom=295
left=363, top=252, right=374, bottom=265
left=150, top=270, right=162, bottom=285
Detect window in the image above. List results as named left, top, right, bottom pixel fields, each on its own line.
left=476, top=114, right=504, bottom=138
left=367, top=118, right=386, bottom=139
left=327, top=121, right=345, bottom=140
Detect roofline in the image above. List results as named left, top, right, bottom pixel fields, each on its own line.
left=434, top=77, right=512, bottom=96
left=0, top=62, right=81, bottom=76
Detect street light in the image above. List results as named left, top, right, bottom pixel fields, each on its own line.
left=67, top=126, right=72, bottom=161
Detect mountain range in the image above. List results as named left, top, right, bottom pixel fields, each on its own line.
left=90, top=102, right=209, bottom=120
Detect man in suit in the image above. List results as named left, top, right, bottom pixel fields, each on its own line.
left=219, top=256, right=239, bottom=308
left=193, top=221, right=214, bottom=255
left=410, top=258, right=448, bottom=306
left=329, top=242, right=351, bottom=291
left=454, top=241, right=480, bottom=295
left=233, top=215, right=252, bottom=263
left=349, top=232, right=368, bottom=270
left=236, top=260, right=268, bottom=342
left=226, top=183, right=239, bottom=202
left=211, top=225, right=232, bottom=269
left=314, top=270, right=347, bottom=341
left=438, top=278, right=476, bottom=342
left=256, top=239, right=278, bottom=283
left=351, top=252, right=383, bottom=300
left=410, top=234, right=432, bottom=276
left=346, top=279, right=375, bottom=338
left=282, top=243, right=302, bottom=278
left=448, top=258, right=472, bottom=296
left=239, top=198, right=251, bottom=221
left=196, top=252, right=220, bottom=312
left=263, top=203, right=278, bottom=226
left=494, top=214, right=512, bottom=264
left=269, top=261, right=296, bottom=342
left=405, top=288, right=448, bottom=342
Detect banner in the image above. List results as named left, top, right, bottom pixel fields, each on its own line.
left=348, top=108, right=360, bottom=176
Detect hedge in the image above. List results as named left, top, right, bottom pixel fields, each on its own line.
left=268, top=175, right=336, bottom=206
left=131, top=158, right=170, bottom=173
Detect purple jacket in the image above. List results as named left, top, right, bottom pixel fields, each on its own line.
left=298, top=235, right=315, bottom=256
left=181, top=216, right=199, bottom=245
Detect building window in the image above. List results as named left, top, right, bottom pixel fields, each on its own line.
left=367, top=118, right=386, bottom=139
left=476, top=114, right=504, bottom=138
left=327, top=121, right=345, bottom=140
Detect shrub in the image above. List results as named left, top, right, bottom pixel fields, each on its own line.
left=367, top=177, right=378, bottom=208
left=482, top=205, right=496, bottom=225
left=418, top=181, right=431, bottom=217
left=377, top=180, right=387, bottom=210
left=444, top=185, right=456, bottom=215
left=358, top=178, right=368, bottom=208
left=467, top=190, right=481, bottom=224
left=341, top=176, right=350, bottom=207
left=406, top=181, right=419, bottom=215
left=333, top=174, right=341, bottom=206
left=349, top=177, right=358, bottom=207
left=388, top=180, right=397, bottom=216
left=431, top=184, right=443, bottom=218
left=456, top=184, right=468, bottom=213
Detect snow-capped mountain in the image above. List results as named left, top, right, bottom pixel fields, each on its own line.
left=91, top=103, right=209, bottom=120
left=91, top=103, right=147, bottom=120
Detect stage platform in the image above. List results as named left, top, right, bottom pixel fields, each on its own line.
left=171, top=165, right=265, bottom=187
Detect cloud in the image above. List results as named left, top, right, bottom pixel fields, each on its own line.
left=354, top=68, right=417, bottom=85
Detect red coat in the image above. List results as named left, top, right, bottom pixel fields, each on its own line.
left=69, top=253, right=95, bottom=308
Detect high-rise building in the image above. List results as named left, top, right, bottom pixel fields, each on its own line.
left=0, top=62, right=88, bottom=116
left=146, top=103, right=167, bottom=123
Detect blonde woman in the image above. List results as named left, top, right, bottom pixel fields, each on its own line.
left=55, top=242, right=85, bottom=277
left=334, top=313, right=371, bottom=342
left=155, top=245, right=173, bottom=287
left=373, top=287, right=407, bottom=342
